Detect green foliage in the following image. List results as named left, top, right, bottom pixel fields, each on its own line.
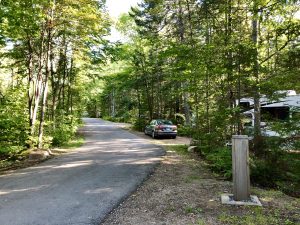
left=133, top=117, right=148, bottom=132
left=167, top=145, right=189, bottom=156
left=0, top=0, right=109, bottom=161
left=0, top=87, right=28, bottom=158
left=185, top=206, right=202, bottom=214
left=26, top=135, right=53, bottom=150
left=191, top=134, right=300, bottom=196
left=60, top=135, right=84, bottom=149
left=50, top=116, right=80, bottom=147
left=174, top=113, right=186, bottom=126
left=1, top=0, right=298, bottom=201
left=203, top=147, right=232, bottom=179
left=177, top=126, right=193, bottom=137
left=218, top=210, right=295, bottom=225
left=250, top=137, right=300, bottom=197
left=0, top=145, right=24, bottom=160
left=95, top=0, right=299, bottom=198
left=193, top=135, right=300, bottom=196
left=195, top=132, right=225, bottom=153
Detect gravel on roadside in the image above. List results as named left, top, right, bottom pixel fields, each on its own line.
left=101, top=130, right=300, bottom=225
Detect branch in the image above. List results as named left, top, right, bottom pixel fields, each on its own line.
left=260, top=39, right=291, bottom=64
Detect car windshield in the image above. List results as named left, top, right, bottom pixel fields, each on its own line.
left=157, top=120, right=173, bottom=125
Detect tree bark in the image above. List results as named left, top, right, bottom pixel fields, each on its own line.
left=31, top=26, right=46, bottom=136
left=252, top=0, right=262, bottom=149
left=38, top=1, right=54, bottom=148
left=178, top=0, right=191, bottom=126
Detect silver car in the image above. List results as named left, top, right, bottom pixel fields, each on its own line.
left=144, top=119, right=177, bottom=139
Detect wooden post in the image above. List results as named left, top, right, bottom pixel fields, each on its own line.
left=232, top=135, right=250, bottom=201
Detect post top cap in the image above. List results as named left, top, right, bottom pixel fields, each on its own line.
left=232, top=135, right=249, bottom=139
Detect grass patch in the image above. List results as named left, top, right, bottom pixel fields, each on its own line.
left=185, top=206, right=203, bottom=214
left=165, top=145, right=189, bottom=155
left=195, top=219, right=206, bottom=225
left=218, top=209, right=296, bottom=225
left=59, top=134, right=84, bottom=149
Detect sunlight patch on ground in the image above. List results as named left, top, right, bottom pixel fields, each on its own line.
left=84, top=188, right=113, bottom=194
left=0, top=185, right=50, bottom=196
left=54, top=160, right=93, bottom=169
left=128, top=157, right=161, bottom=165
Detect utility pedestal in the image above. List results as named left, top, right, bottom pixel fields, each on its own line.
left=232, top=135, right=250, bottom=201
left=221, top=135, right=262, bottom=206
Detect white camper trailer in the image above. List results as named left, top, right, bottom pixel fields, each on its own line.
left=241, top=92, right=300, bottom=137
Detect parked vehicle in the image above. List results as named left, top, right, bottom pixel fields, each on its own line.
left=242, top=93, right=300, bottom=137
left=144, top=119, right=177, bottom=139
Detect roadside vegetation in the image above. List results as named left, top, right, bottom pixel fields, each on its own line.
left=1, top=0, right=299, bottom=199
left=88, top=1, right=300, bottom=196
left=198, top=138, right=300, bottom=197
left=0, top=1, right=110, bottom=164
left=0, top=133, right=84, bottom=172
left=102, top=144, right=300, bottom=225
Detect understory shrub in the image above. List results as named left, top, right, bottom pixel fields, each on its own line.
left=251, top=152, right=300, bottom=197
left=177, top=126, right=193, bottom=137
left=133, top=117, right=148, bottom=132
left=50, top=115, right=80, bottom=147
left=0, top=88, right=28, bottom=159
left=102, top=116, right=125, bottom=123
left=250, top=137, right=300, bottom=197
left=0, top=145, right=25, bottom=160
left=203, top=147, right=232, bottom=179
left=196, top=135, right=299, bottom=197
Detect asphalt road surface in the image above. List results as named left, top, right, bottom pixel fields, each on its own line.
left=0, top=118, right=165, bottom=225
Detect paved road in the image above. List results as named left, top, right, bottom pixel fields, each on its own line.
left=0, top=118, right=164, bottom=225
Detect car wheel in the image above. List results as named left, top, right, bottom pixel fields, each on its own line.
left=171, top=135, right=176, bottom=139
left=144, top=129, right=148, bottom=135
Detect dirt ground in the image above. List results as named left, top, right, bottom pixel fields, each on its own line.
left=101, top=129, right=300, bottom=225
left=1, top=122, right=299, bottom=225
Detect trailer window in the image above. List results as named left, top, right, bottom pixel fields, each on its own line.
left=261, top=107, right=290, bottom=121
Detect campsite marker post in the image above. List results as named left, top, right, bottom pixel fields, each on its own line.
left=232, top=135, right=250, bottom=201
left=221, top=135, right=262, bottom=206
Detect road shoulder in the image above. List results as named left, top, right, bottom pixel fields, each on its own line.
left=101, top=131, right=300, bottom=225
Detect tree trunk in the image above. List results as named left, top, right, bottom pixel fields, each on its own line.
left=38, top=2, right=54, bottom=148
left=252, top=1, right=262, bottom=150
left=27, top=37, right=34, bottom=130
left=204, top=2, right=211, bottom=133
left=31, top=26, right=46, bottom=136
left=178, top=0, right=191, bottom=126
left=111, top=88, right=115, bottom=117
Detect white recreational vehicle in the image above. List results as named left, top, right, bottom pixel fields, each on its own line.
left=241, top=91, right=300, bottom=137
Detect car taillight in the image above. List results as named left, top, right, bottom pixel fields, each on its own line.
left=173, top=126, right=177, bottom=131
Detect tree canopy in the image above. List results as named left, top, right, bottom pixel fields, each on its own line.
left=0, top=0, right=110, bottom=154
left=96, top=0, right=300, bottom=146
left=0, top=0, right=299, bottom=194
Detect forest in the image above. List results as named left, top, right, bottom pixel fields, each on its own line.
left=1, top=0, right=300, bottom=196
left=0, top=0, right=110, bottom=153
